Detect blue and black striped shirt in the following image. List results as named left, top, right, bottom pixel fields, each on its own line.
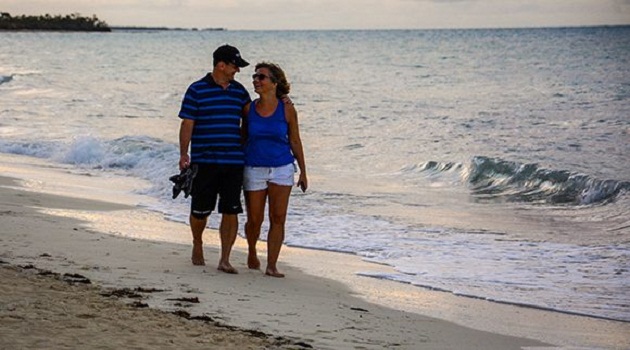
left=179, top=73, right=251, bottom=165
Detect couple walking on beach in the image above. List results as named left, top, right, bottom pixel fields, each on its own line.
left=177, top=44, right=308, bottom=278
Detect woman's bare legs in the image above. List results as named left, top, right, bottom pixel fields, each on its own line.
left=265, top=183, right=292, bottom=277
left=244, top=189, right=267, bottom=269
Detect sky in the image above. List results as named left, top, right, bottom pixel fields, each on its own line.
left=2, top=0, right=630, bottom=30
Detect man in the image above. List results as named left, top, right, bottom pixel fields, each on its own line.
left=178, top=44, right=251, bottom=274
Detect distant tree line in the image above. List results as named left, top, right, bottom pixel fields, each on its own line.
left=0, top=12, right=111, bottom=31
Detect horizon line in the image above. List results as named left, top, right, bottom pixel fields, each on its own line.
left=108, top=23, right=630, bottom=32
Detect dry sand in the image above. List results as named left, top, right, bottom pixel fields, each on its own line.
left=1, top=154, right=629, bottom=350
left=0, top=264, right=300, bottom=350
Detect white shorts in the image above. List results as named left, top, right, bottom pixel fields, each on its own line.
left=243, top=164, right=295, bottom=191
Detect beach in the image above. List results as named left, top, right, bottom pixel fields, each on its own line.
left=1, top=153, right=629, bottom=349
left=2, top=28, right=630, bottom=324
left=0, top=265, right=299, bottom=350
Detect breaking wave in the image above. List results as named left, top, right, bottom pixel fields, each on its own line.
left=420, top=156, right=629, bottom=206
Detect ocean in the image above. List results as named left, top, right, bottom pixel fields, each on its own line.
left=1, top=27, right=629, bottom=322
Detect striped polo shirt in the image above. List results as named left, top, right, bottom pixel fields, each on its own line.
left=178, top=73, right=251, bottom=165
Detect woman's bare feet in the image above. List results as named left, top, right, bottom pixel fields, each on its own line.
left=248, top=253, right=261, bottom=270
left=265, top=267, right=285, bottom=278
left=191, top=244, right=205, bottom=266
left=217, top=262, right=238, bottom=274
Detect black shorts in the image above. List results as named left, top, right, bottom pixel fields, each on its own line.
left=190, top=163, right=244, bottom=218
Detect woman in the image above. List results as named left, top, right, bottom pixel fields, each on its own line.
left=242, top=62, right=308, bottom=278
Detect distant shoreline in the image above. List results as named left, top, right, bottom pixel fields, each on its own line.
left=0, top=27, right=226, bottom=32
left=0, top=12, right=111, bottom=31
left=0, top=12, right=226, bottom=32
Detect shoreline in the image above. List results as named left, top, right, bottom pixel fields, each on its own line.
left=1, top=154, right=629, bottom=349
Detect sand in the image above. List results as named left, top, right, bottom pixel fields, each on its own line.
left=1, top=153, right=629, bottom=350
left=0, top=264, right=301, bottom=350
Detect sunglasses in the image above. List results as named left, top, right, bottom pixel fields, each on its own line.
left=252, top=73, right=272, bottom=81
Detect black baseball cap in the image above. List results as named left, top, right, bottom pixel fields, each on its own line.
left=213, top=44, right=249, bottom=68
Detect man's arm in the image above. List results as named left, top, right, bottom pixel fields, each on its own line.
left=179, top=119, right=194, bottom=170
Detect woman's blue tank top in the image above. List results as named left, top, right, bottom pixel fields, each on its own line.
left=244, top=99, right=294, bottom=167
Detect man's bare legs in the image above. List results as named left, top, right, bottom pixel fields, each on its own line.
left=217, top=213, right=239, bottom=274
left=265, top=184, right=292, bottom=278
left=190, top=213, right=238, bottom=274
left=244, top=190, right=267, bottom=270
left=190, top=215, right=207, bottom=266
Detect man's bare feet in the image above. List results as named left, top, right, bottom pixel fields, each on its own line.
left=248, top=254, right=261, bottom=270
left=217, top=262, right=238, bottom=274
left=265, top=267, right=285, bottom=278
left=192, top=244, right=205, bottom=266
